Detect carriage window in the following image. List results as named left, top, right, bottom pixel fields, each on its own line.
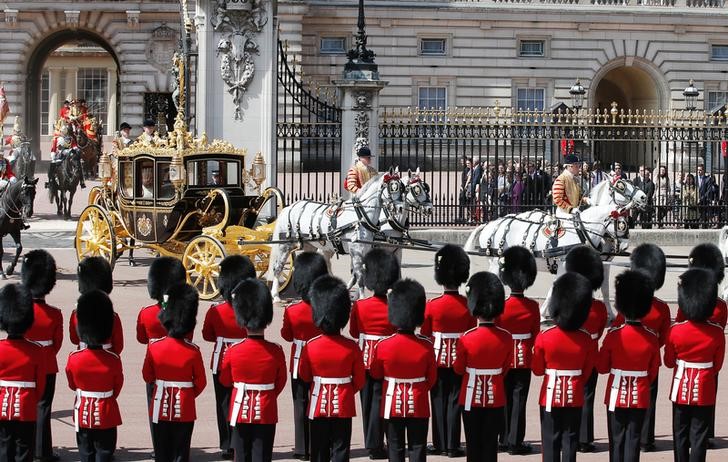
left=186, top=159, right=240, bottom=187
left=119, top=161, right=133, bottom=198
left=136, top=160, right=155, bottom=199
left=156, top=162, right=174, bottom=200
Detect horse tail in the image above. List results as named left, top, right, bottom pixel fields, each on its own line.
left=48, top=173, right=57, bottom=204
left=464, top=222, right=487, bottom=251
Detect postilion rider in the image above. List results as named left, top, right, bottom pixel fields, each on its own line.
left=47, top=126, right=86, bottom=190
left=551, top=154, right=589, bottom=216
left=345, top=146, right=377, bottom=194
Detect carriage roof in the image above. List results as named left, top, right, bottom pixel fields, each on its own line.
left=116, top=138, right=247, bottom=159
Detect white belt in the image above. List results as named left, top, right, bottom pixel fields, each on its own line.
left=433, top=332, right=462, bottom=363
left=152, top=380, right=194, bottom=423
left=230, top=382, right=275, bottom=426
left=292, top=339, right=306, bottom=380
left=0, top=381, right=35, bottom=388
left=464, top=367, right=503, bottom=411
left=589, top=333, right=599, bottom=340
left=358, top=334, right=386, bottom=349
left=511, top=333, right=532, bottom=340
left=544, top=369, right=581, bottom=412
left=671, top=360, right=713, bottom=402
left=34, top=340, right=53, bottom=347
left=79, top=342, right=112, bottom=350
left=74, top=389, right=113, bottom=432
left=212, top=337, right=244, bottom=374
left=383, top=376, right=426, bottom=419
left=608, top=369, right=648, bottom=412
left=308, top=376, right=352, bottom=420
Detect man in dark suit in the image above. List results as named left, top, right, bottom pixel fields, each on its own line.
left=696, top=164, right=717, bottom=227
left=524, top=161, right=551, bottom=209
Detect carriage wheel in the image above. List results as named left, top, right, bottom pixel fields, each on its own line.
left=75, top=205, right=116, bottom=268
left=182, top=235, right=226, bottom=300
left=254, top=251, right=294, bottom=293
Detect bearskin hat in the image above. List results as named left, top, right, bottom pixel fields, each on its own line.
left=388, top=278, right=426, bottom=330
left=466, top=272, right=505, bottom=320
left=21, top=250, right=56, bottom=298
left=549, top=272, right=593, bottom=331
left=293, top=252, right=329, bottom=303
left=678, top=268, right=717, bottom=322
left=363, top=248, right=401, bottom=296
left=564, top=245, right=604, bottom=291
left=434, top=244, right=470, bottom=288
left=310, top=275, right=351, bottom=334
left=147, top=257, right=186, bottom=302
left=158, top=283, right=198, bottom=338
left=688, top=243, right=725, bottom=284
left=77, top=256, right=113, bottom=295
left=219, top=255, right=256, bottom=304
left=76, top=290, right=114, bottom=346
left=500, top=246, right=537, bottom=292
left=231, top=278, right=273, bottom=331
left=630, top=244, right=667, bottom=290
left=615, top=270, right=654, bottom=321
left=0, top=284, right=33, bottom=336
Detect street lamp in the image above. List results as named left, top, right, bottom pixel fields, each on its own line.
left=569, top=79, right=586, bottom=110
left=683, top=79, right=699, bottom=111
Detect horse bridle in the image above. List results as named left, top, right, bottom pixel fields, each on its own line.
left=1, top=181, right=33, bottom=221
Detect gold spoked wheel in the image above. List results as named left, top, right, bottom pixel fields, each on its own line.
left=182, top=235, right=227, bottom=300
left=253, top=250, right=294, bottom=293
left=75, top=205, right=116, bottom=268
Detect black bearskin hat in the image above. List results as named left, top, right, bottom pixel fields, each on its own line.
left=232, top=278, right=273, bottom=331
left=158, top=283, right=198, bottom=338
left=77, top=257, right=113, bottom=295
left=564, top=245, right=604, bottom=291
left=21, top=249, right=56, bottom=298
left=76, top=290, right=114, bottom=346
left=688, top=243, right=725, bottom=284
left=434, top=244, right=470, bottom=288
left=0, top=284, right=33, bottom=336
left=678, top=268, right=717, bottom=322
left=147, top=257, right=186, bottom=302
left=615, top=270, right=654, bottom=321
left=388, top=278, right=426, bottom=330
left=364, top=248, right=401, bottom=296
left=293, top=252, right=329, bottom=303
left=466, top=272, right=505, bottom=320
left=500, top=246, right=537, bottom=292
left=219, top=255, right=256, bottom=304
left=310, top=275, right=351, bottom=334
left=549, top=272, right=593, bottom=331
left=630, top=244, right=666, bottom=290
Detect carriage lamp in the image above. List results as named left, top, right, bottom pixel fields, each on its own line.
left=169, top=154, right=186, bottom=190
left=569, top=79, right=586, bottom=111
left=683, top=79, right=699, bottom=111
left=98, top=152, right=112, bottom=183
left=250, top=152, right=266, bottom=187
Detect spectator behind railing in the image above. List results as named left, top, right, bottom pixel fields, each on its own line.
left=683, top=173, right=699, bottom=229
left=655, top=165, right=670, bottom=228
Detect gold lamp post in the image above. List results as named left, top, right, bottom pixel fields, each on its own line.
left=250, top=152, right=267, bottom=189
left=98, top=151, right=112, bottom=185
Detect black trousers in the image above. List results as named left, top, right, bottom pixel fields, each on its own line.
left=77, top=428, right=117, bottom=462
left=146, top=382, right=156, bottom=452
left=152, top=421, right=194, bottom=462
left=213, top=373, right=233, bottom=452
left=708, top=373, right=718, bottom=440
left=310, top=418, right=351, bottom=462
left=503, top=368, right=531, bottom=448
left=0, top=421, right=35, bottom=462
left=386, top=418, right=428, bottom=462
left=673, top=404, right=711, bottom=462
left=607, top=408, right=645, bottom=462
left=579, top=369, right=598, bottom=445
left=35, top=373, right=55, bottom=459
left=430, top=367, right=462, bottom=451
left=540, top=406, right=581, bottom=462
left=640, top=377, right=658, bottom=446
left=232, top=423, right=275, bottom=462
left=290, top=377, right=310, bottom=456
left=463, top=407, right=502, bottom=462
left=360, top=372, right=385, bottom=451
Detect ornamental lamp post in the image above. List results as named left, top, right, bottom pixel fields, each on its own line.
left=569, top=79, right=586, bottom=111
left=683, top=79, right=699, bottom=111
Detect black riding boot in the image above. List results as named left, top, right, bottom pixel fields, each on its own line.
left=78, top=159, right=86, bottom=189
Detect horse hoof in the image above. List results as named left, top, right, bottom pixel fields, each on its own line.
left=5, top=267, right=13, bottom=276
left=129, top=260, right=136, bottom=267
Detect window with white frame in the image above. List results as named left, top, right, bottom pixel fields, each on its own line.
left=516, top=88, right=545, bottom=111
left=320, top=37, right=347, bottom=55
left=77, top=68, right=109, bottom=135
left=707, top=91, right=728, bottom=110
left=40, top=71, right=50, bottom=136
left=418, top=86, right=447, bottom=110
left=420, top=38, right=447, bottom=56
left=710, top=45, right=728, bottom=61
left=519, top=40, right=545, bottom=57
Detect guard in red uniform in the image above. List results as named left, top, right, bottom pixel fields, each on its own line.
left=370, top=279, right=438, bottom=462
left=666, top=268, right=725, bottom=462
left=0, top=284, right=46, bottom=462
left=280, top=252, right=327, bottom=460
left=142, top=283, right=207, bottom=462
left=203, top=255, right=255, bottom=460
left=137, top=257, right=189, bottom=345
left=66, top=290, right=123, bottom=462
left=421, top=244, right=473, bottom=457
left=219, top=278, right=287, bottom=462
left=533, top=272, right=596, bottom=462
left=298, top=276, right=366, bottom=462
left=496, top=246, right=539, bottom=455
left=597, top=271, right=660, bottom=462
left=20, top=250, right=63, bottom=462
left=349, top=249, right=399, bottom=459
left=453, top=272, right=511, bottom=461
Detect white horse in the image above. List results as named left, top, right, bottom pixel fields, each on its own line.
left=464, top=178, right=647, bottom=317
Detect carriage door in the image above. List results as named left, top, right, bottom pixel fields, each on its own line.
left=131, top=158, right=158, bottom=243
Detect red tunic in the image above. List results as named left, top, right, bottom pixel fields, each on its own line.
left=24, top=300, right=63, bottom=374
left=675, top=298, right=728, bottom=328
left=453, top=323, right=512, bottom=409
left=136, top=304, right=193, bottom=345
left=532, top=326, right=597, bottom=410
left=142, top=337, right=207, bottom=422
left=280, top=301, right=322, bottom=377
left=202, top=302, right=247, bottom=374
left=421, top=292, right=476, bottom=368
left=613, top=297, right=671, bottom=347
left=0, top=338, right=47, bottom=422
left=582, top=299, right=609, bottom=344
left=69, top=310, right=124, bottom=355
left=218, top=336, right=287, bottom=425
left=664, top=321, right=725, bottom=406
left=298, top=334, right=366, bottom=419
left=496, top=294, right=541, bottom=369
left=596, top=322, right=660, bottom=410
left=369, top=333, right=437, bottom=419
left=66, top=348, right=123, bottom=430
left=349, top=296, right=396, bottom=369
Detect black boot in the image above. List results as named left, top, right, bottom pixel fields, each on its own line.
left=45, top=163, right=56, bottom=189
